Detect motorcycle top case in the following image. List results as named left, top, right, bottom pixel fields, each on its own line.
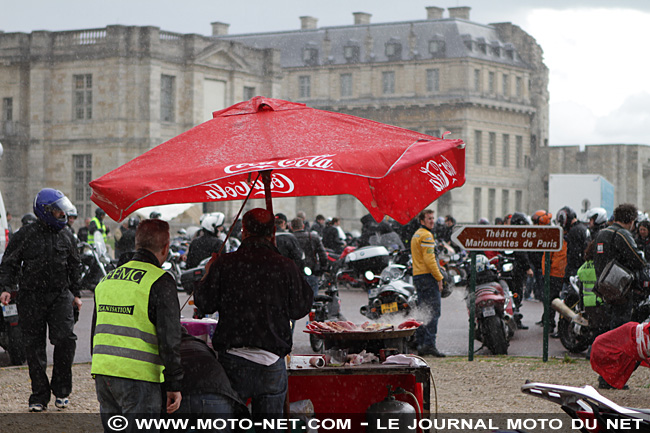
left=345, top=246, right=390, bottom=275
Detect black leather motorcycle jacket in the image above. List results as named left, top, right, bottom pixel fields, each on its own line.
left=0, top=220, right=82, bottom=296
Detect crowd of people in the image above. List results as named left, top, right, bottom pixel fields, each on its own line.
left=3, top=188, right=650, bottom=424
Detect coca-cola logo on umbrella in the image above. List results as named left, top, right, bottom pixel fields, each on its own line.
left=204, top=173, right=295, bottom=200
left=419, top=156, right=458, bottom=192
left=224, top=154, right=335, bottom=174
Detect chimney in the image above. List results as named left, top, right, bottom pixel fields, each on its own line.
left=448, top=7, right=470, bottom=20
left=300, top=16, right=318, bottom=30
left=353, top=12, right=372, bottom=25
left=211, top=22, right=230, bottom=36
left=426, top=7, right=444, bottom=20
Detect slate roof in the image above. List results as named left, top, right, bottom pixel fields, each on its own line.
left=215, top=17, right=530, bottom=69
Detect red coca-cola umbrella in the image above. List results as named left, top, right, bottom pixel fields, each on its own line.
left=90, top=97, right=465, bottom=223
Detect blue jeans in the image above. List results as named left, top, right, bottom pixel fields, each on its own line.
left=218, top=352, right=287, bottom=432
left=414, top=274, right=442, bottom=349
left=177, top=393, right=236, bottom=433
left=95, top=374, right=162, bottom=433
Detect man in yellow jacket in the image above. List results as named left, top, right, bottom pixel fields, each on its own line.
left=411, top=208, right=446, bottom=357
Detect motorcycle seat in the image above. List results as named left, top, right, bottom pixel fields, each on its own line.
left=314, top=294, right=333, bottom=303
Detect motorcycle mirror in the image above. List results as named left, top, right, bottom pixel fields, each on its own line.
left=304, top=267, right=312, bottom=276
left=365, top=270, right=375, bottom=280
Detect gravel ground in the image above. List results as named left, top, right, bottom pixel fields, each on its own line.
left=1, top=356, right=649, bottom=417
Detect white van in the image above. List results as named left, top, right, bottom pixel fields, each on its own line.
left=0, top=191, right=9, bottom=260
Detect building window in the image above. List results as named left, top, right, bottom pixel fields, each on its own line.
left=515, top=190, right=523, bottom=211
left=474, top=130, right=482, bottom=165
left=516, top=135, right=523, bottom=168
left=488, top=188, right=496, bottom=222
left=502, top=74, right=509, bottom=96
left=474, top=188, right=482, bottom=223
left=73, top=154, right=93, bottom=218
left=299, top=76, right=311, bottom=98
left=161, top=74, right=175, bottom=122
left=343, top=44, right=360, bottom=63
left=516, top=77, right=522, bottom=97
left=382, top=71, right=395, bottom=94
left=340, top=73, right=352, bottom=97
left=385, top=41, right=402, bottom=60
left=488, top=72, right=495, bottom=94
left=2, top=97, right=12, bottom=121
left=303, top=47, right=319, bottom=66
left=243, top=86, right=256, bottom=100
left=489, top=132, right=496, bottom=166
left=502, top=134, right=510, bottom=167
left=502, top=189, right=510, bottom=216
left=73, top=74, right=92, bottom=120
left=428, top=39, right=445, bottom=56
left=474, top=69, right=481, bottom=92
left=426, top=69, right=439, bottom=92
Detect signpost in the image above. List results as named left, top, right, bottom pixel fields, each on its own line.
left=451, top=225, right=563, bottom=361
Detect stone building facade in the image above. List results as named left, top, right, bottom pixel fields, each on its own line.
left=548, top=144, right=650, bottom=213
left=217, top=6, right=549, bottom=226
left=0, top=6, right=549, bottom=232
left=0, top=25, right=280, bottom=222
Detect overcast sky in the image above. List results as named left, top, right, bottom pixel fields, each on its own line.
left=3, top=0, right=649, bottom=146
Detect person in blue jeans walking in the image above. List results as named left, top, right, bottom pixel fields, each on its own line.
left=411, top=209, right=446, bottom=357
left=195, top=208, right=313, bottom=432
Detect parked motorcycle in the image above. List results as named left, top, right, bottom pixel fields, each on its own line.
left=79, top=231, right=115, bottom=292
left=162, top=250, right=185, bottom=291
left=327, top=245, right=390, bottom=291
left=460, top=254, right=516, bottom=355
left=554, top=267, right=650, bottom=353
left=522, top=381, right=650, bottom=432
left=309, top=271, right=345, bottom=352
left=0, top=292, right=25, bottom=365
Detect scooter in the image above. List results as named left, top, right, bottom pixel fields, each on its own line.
left=0, top=292, right=25, bottom=365
left=460, top=255, right=516, bottom=355
left=522, top=381, right=650, bottom=432
left=360, top=258, right=416, bottom=320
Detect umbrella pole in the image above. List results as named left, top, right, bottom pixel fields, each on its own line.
left=261, top=170, right=274, bottom=215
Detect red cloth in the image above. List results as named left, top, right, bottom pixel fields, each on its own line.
left=590, top=322, right=650, bottom=389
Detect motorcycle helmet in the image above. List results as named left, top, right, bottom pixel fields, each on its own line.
left=21, top=213, right=37, bottom=227
left=510, top=212, right=528, bottom=226
left=584, top=207, right=608, bottom=226
left=33, top=188, right=76, bottom=231
left=67, top=206, right=78, bottom=218
left=201, top=212, right=225, bottom=234
left=478, top=217, right=490, bottom=225
left=127, top=216, right=140, bottom=229
left=149, top=211, right=162, bottom=219
left=531, top=210, right=552, bottom=226
left=556, top=206, right=577, bottom=229
left=95, top=208, right=106, bottom=218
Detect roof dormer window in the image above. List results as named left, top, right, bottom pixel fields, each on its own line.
left=461, top=34, right=473, bottom=51
left=490, top=41, right=501, bottom=57
left=477, top=37, right=487, bottom=54
left=385, top=39, right=402, bottom=61
left=302, top=46, right=319, bottom=66
left=504, top=43, right=515, bottom=60
left=428, top=35, right=446, bottom=56
left=343, top=43, right=360, bottom=63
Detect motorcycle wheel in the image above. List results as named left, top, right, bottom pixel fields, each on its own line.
left=557, top=317, right=591, bottom=353
left=482, top=316, right=509, bottom=355
left=310, top=334, right=324, bottom=353
left=7, top=325, right=26, bottom=365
